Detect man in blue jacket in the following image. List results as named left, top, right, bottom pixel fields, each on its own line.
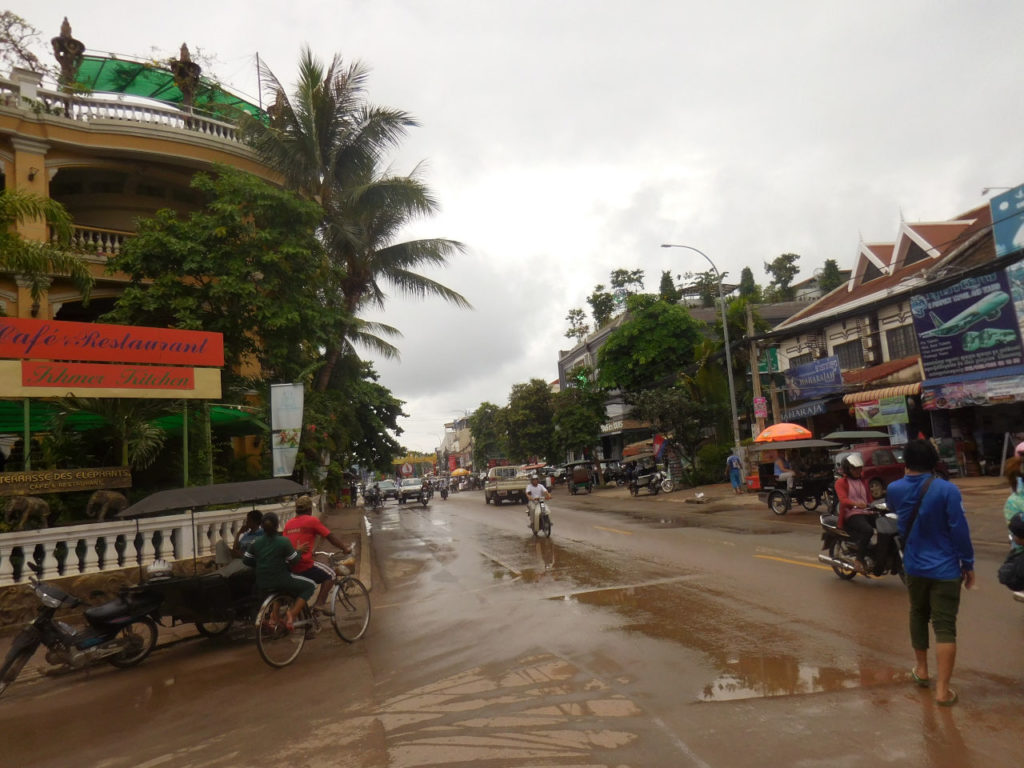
left=887, top=439, right=974, bottom=707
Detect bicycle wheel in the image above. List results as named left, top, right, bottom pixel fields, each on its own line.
left=255, top=594, right=306, bottom=667
left=330, top=577, right=370, bottom=642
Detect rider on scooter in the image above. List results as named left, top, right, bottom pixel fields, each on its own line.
left=836, top=453, right=873, bottom=575
left=525, top=474, right=551, bottom=528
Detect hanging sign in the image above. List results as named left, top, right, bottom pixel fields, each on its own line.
left=270, top=383, right=304, bottom=477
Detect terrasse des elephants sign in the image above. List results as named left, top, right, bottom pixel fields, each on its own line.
left=0, top=318, right=223, bottom=399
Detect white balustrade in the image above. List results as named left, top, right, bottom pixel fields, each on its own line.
left=0, top=499, right=304, bottom=587
left=0, top=76, right=243, bottom=144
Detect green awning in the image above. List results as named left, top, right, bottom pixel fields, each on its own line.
left=73, top=54, right=263, bottom=120
left=0, top=401, right=267, bottom=436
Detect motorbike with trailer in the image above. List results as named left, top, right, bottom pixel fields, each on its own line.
left=0, top=575, right=161, bottom=699
left=817, top=499, right=905, bottom=582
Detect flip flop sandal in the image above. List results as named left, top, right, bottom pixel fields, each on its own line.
left=910, top=669, right=930, bottom=688
left=936, top=688, right=959, bottom=707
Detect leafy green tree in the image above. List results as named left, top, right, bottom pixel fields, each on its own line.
left=739, top=266, right=760, bottom=300
left=551, top=366, right=606, bottom=463
left=764, top=253, right=800, bottom=301
left=504, top=379, right=555, bottom=462
left=239, top=48, right=468, bottom=391
left=684, top=269, right=722, bottom=308
left=0, top=189, right=93, bottom=310
left=469, top=402, right=508, bottom=469
left=597, top=295, right=704, bottom=394
left=818, top=258, right=844, bottom=293
left=104, top=168, right=331, bottom=389
left=587, top=284, right=616, bottom=327
left=630, top=379, right=726, bottom=487
left=610, top=268, right=645, bottom=295
left=54, top=398, right=173, bottom=470
left=564, top=307, right=589, bottom=344
left=658, top=270, right=681, bottom=303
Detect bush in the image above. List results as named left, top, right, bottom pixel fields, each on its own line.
left=696, top=443, right=733, bottom=486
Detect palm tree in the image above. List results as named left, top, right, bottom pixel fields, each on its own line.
left=0, top=189, right=93, bottom=308
left=53, top=397, right=171, bottom=469
left=240, top=48, right=469, bottom=390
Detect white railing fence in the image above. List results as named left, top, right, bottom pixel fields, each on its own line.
left=0, top=498, right=316, bottom=587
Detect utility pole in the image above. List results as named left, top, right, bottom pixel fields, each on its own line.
left=747, top=304, right=766, bottom=435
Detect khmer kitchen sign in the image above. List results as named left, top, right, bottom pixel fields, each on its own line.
left=0, top=318, right=223, bottom=399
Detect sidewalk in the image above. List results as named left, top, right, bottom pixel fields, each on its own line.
left=579, top=475, right=1013, bottom=549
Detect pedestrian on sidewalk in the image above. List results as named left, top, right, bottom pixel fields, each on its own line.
left=1002, top=456, right=1024, bottom=544
left=726, top=450, right=744, bottom=495
left=887, top=438, right=974, bottom=708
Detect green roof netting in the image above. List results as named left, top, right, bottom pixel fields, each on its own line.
left=74, top=54, right=263, bottom=120
left=0, top=401, right=267, bottom=437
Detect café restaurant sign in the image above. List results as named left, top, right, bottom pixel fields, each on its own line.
left=0, top=318, right=223, bottom=399
left=0, top=466, right=131, bottom=496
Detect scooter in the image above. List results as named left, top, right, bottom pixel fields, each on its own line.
left=817, top=500, right=905, bottom=582
left=629, top=468, right=674, bottom=496
left=0, top=577, right=161, bottom=698
left=529, top=500, right=552, bottom=538
left=420, top=485, right=433, bottom=507
left=440, top=485, right=449, bottom=500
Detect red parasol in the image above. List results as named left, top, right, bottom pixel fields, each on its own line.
left=754, top=423, right=813, bottom=442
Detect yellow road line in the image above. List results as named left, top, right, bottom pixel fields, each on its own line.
left=755, top=554, right=832, bottom=571
left=594, top=525, right=633, bottom=535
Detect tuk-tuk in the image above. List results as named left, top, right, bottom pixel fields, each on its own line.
left=749, top=439, right=838, bottom=515
left=563, top=461, right=593, bottom=495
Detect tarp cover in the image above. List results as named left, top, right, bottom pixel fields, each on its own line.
left=119, top=478, right=309, bottom=518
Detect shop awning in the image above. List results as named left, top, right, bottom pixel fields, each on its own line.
left=842, top=383, right=921, bottom=405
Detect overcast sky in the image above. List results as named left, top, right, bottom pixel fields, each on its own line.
left=12, top=1, right=1024, bottom=451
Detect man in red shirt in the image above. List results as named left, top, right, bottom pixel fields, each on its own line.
left=283, top=495, right=352, bottom=610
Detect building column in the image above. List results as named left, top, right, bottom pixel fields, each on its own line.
left=10, top=136, right=52, bottom=242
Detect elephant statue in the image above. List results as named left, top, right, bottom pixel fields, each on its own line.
left=4, top=496, right=51, bottom=530
left=85, top=490, right=129, bottom=521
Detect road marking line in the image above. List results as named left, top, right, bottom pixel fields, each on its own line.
left=755, top=554, right=832, bottom=571
left=594, top=525, right=633, bottom=535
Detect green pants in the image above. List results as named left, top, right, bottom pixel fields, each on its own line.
left=906, top=575, right=962, bottom=649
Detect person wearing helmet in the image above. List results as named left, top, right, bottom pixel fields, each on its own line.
left=835, top=452, right=872, bottom=574
left=524, top=474, right=551, bottom=528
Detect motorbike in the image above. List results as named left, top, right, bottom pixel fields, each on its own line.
left=440, top=485, right=449, bottom=500
left=629, top=467, right=674, bottom=496
left=529, top=499, right=552, bottom=538
left=420, top=484, right=433, bottom=507
left=365, top=488, right=383, bottom=511
left=0, top=577, right=161, bottom=698
left=817, top=500, right=905, bottom=582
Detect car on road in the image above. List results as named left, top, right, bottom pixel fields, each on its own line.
left=398, top=477, right=424, bottom=503
left=377, top=479, right=398, bottom=501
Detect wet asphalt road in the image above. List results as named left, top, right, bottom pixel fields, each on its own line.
left=1, top=489, right=1020, bottom=767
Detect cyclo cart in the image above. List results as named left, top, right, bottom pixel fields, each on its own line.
left=749, top=437, right=839, bottom=516
left=119, top=479, right=370, bottom=666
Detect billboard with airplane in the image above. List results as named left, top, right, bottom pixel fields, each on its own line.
left=911, top=268, right=1024, bottom=379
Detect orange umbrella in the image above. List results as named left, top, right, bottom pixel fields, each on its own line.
left=754, top=423, right=812, bottom=442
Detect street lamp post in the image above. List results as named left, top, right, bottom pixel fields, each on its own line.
left=660, top=244, right=742, bottom=449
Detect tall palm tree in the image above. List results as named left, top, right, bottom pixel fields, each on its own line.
left=0, top=189, right=93, bottom=308
left=240, top=48, right=469, bottom=391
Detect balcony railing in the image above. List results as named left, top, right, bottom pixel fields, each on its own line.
left=0, top=77, right=243, bottom=144
left=54, top=224, right=134, bottom=259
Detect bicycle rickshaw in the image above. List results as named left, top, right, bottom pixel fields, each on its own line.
left=119, top=478, right=370, bottom=667
left=749, top=437, right=839, bottom=515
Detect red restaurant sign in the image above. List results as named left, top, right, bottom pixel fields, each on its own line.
left=0, top=318, right=223, bottom=367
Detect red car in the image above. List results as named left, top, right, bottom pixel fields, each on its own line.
left=833, top=444, right=903, bottom=500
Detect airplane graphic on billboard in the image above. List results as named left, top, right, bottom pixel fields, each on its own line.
left=921, top=290, right=1011, bottom=338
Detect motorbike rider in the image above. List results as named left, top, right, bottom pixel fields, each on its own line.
left=835, top=453, right=873, bottom=575
left=525, top=474, right=551, bottom=527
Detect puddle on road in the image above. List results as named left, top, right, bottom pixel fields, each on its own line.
left=567, top=581, right=896, bottom=701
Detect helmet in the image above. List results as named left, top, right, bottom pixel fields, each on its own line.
left=842, top=453, right=865, bottom=474
left=529, top=473, right=539, bottom=480
left=147, top=559, right=172, bottom=581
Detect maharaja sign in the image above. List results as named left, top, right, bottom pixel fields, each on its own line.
left=0, top=319, right=223, bottom=399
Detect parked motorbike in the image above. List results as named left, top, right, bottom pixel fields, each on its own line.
left=629, top=468, right=674, bottom=496
left=529, top=499, right=552, bottom=538
left=0, top=577, right=161, bottom=698
left=817, top=500, right=905, bottom=582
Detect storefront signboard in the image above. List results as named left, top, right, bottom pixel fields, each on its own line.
left=0, top=466, right=131, bottom=495
left=853, top=395, right=908, bottom=427
left=911, top=270, right=1024, bottom=379
left=784, top=356, right=843, bottom=399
